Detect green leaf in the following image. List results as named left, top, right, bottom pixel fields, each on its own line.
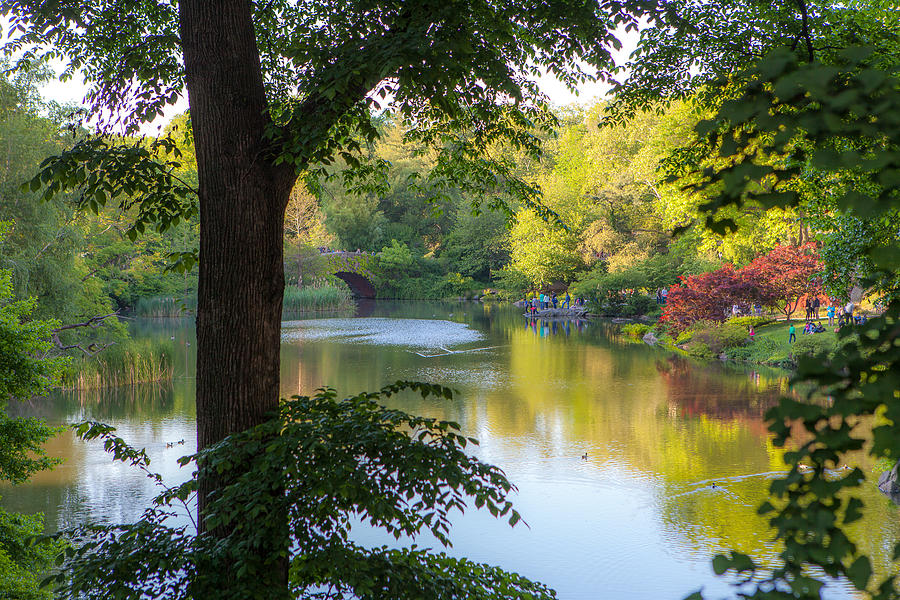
left=847, top=556, right=872, bottom=590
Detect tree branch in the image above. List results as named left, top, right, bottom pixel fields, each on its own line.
left=794, top=0, right=815, bottom=62
left=51, top=312, right=120, bottom=357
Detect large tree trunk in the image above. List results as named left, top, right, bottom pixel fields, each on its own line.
left=178, top=0, right=293, bottom=593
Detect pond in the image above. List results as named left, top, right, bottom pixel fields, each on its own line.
left=4, top=301, right=897, bottom=599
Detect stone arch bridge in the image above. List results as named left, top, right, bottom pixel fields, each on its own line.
left=320, top=251, right=377, bottom=298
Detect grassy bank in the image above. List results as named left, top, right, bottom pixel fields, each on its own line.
left=622, top=316, right=844, bottom=369
left=725, top=320, right=841, bottom=367
left=283, top=282, right=355, bottom=313
left=61, top=338, right=175, bottom=390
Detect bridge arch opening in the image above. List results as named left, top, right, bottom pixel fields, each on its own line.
left=333, top=271, right=376, bottom=299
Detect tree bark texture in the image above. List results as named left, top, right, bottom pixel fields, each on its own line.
left=178, top=0, right=293, bottom=521
left=179, top=0, right=292, bottom=451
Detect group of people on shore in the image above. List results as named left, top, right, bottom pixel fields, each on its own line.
left=525, top=292, right=584, bottom=315
left=787, top=320, right=828, bottom=343
left=789, top=297, right=868, bottom=343
left=805, top=296, right=865, bottom=327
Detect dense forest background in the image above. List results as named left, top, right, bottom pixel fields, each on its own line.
left=3, top=67, right=877, bottom=320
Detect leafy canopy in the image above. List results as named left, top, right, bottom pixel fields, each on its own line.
left=2, top=0, right=659, bottom=228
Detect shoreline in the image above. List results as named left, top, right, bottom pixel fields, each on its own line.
left=616, top=316, right=851, bottom=371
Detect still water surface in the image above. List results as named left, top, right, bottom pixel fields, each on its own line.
left=5, top=301, right=898, bottom=599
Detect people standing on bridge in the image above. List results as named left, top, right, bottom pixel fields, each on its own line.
left=552, top=293, right=558, bottom=309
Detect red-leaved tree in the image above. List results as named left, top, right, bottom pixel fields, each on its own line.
left=745, top=243, right=823, bottom=319
left=661, top=265, right=773, bottom=331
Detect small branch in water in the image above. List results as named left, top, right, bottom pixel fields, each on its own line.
left=411, top=345, right=505, bottom=358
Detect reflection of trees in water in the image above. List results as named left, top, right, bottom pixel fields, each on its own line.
left=654, top=356, right=900, bottom=586
left=7, top=384, right=179, bottom=421
left=645, top=357, right=789, bottom=562
left=655, top=356, right=786, bottom=424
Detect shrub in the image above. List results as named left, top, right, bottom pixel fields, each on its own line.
left=437, top=272, right=478, bottom=297
left=673, top=320, right=715, bottom=345
left=675, top=329, right=694, bottom=345
left=621, top=323, right=652, bottom=339
left=60, top=384, right=552, bottom=600
left=689, top=322, right=749, bottom=355
left=726, top=336, right=778, bottom=363
left=723, top=344, right=754, bottom=361
left=0, top=509, right=63, bottom=600
left=685, top=340, right=714, bottom=359
left=792, top=334, right=837, bottom=359
left=492, top=267, right=531, bottom=297
left=623, top=295, right=656, bottom=316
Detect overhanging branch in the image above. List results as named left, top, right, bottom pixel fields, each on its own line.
left=52, top=312, right=120, bottom=357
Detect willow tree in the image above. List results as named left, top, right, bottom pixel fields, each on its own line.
left=1, top=0, right=657, bottom=595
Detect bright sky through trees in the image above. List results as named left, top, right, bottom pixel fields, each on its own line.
left=31, top=25, right=642, bottom=135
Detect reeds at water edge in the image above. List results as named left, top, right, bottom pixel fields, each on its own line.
left=282, top=282, right=354, bottom=313
left=60, top=338, right=175, bottom=390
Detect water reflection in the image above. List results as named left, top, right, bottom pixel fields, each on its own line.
left=5, top=302, right=897, bottom=599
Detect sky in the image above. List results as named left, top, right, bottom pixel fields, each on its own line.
left=37, top=28, right=640, bottom=136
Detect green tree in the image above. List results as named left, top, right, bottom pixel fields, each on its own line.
left=377, top=239, right=416, bottom=279
left=679, top=47, right=900, bottom=600
left=609, top=0, right=899, bottom=269
left=373, top=121, right=455, bottom=252
left=0, top=222, right=68, bottom=600
left=1, top=0, right=656, bottom=595
left=509, top=208, right=585, bottom=288
left=322, top=190, right=389, bottom=252
left=610, top=3, right=900, bottom=596
left=0, top=72, right=117, bottom=324
left=439, top=205, right=509, bottom=282
left=284, top=181, right=332, bottom=287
